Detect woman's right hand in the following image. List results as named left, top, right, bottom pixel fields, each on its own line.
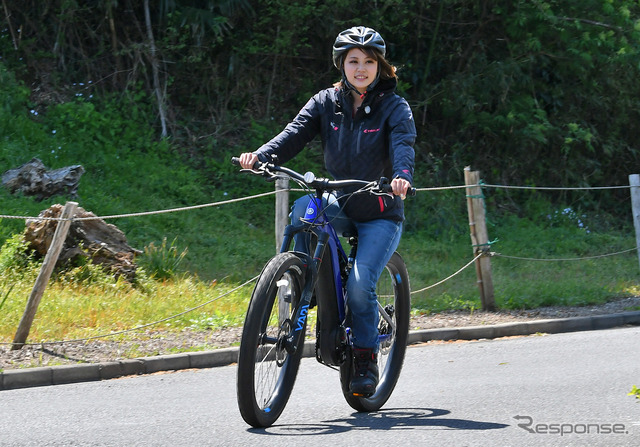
left=238, top=152, right=259, bottom=169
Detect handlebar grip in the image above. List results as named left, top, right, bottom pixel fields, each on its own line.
left=379, top=183, right=417, bottom=197
left=231, top=156, right=262, bottom=170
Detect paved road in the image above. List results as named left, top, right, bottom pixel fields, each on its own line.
left=1, top=326, right=638, bottom=446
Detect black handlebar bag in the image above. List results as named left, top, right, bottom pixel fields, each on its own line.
left=339, top=191, right=401, bottom=222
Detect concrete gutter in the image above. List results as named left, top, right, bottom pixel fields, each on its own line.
left=2, top=311, right=640, bottom=391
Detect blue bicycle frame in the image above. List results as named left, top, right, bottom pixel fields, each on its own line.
left=280, top=194, right=352, bottom=366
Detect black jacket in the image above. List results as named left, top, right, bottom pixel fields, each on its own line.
left=255, top=78, right=416, bottom=221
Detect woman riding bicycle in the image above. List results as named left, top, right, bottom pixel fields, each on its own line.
left=237, top=26, right=416, bottom=397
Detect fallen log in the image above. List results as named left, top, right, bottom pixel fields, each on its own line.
left=2, top=158, right=84, bottom=201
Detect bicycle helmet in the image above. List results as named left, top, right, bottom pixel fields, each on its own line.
left=332, top=26, right=386, bottom=69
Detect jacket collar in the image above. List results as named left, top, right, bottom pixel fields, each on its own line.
left=338, top=77, right=397, bottom=117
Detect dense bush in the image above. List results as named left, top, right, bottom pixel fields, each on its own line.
left=0, top=0, right=639, bottom=280
left=0, top=0, right=640, bottom=191
left=0, top=60, right=274, bottom=280
left=1, top=2, right=639, bottom=197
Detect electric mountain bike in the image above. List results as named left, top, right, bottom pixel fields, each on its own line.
left=232, top=157, right=413, bottom=428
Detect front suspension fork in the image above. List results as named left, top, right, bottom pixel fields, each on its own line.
left=281, top=231, right=330, bottom=354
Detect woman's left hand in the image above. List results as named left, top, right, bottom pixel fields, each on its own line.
left=391, top=177, right=411, bottom=200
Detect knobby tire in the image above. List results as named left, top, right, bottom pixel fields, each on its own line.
left=236, top=252, right=307, bottom=428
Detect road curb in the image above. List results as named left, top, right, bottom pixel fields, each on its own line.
left=406, top=311, right=640, bottom=344
left=2, top=311, right=640, bottom=391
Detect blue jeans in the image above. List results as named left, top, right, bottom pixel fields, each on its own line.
left=290, top=194, right=403, bottom=351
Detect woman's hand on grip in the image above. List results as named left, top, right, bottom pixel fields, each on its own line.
left=391, top=177, right=411, bottom=200
left=238, top=153, right=259, bottom=169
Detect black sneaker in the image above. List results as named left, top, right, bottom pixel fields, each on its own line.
left=349, top=347, right=379, bottom=396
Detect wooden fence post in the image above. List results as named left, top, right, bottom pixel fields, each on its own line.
left=464, top=167, right=496, bottom=311
left=275, top=177, right=289, bottom=253
left=629, top=174, right=640, bottom=271
left=11, top=201, right=78, bottom=350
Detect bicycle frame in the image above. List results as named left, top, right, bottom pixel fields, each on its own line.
left=280, top=193, right=351, bottom=366
left=231, top=156, right=410, bottom=365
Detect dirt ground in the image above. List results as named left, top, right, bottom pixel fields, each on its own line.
left=2, top=296, right=639, bottom=371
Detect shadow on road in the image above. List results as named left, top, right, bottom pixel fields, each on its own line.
left=250, top=408, right=509, bottom=435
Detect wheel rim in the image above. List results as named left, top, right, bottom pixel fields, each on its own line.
left=253, top=270, right=299, bottom=410
left=376, top=266, right=398, bottom=379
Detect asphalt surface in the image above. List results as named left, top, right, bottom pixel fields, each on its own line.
left=2, top=310, right=640, bottom=391
left=1, top=326, right=638, bottom=446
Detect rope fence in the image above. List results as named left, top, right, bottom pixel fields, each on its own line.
left=0, top=190, right=278, bottom=222
left=1, top=174, right=638, bottom=348
left=0, top=182, right=631, bottom=223
left=0, top=275, right=259, bottom=347
left=482, top=183, right=631, bottom=191
left=492, top=247, right=637, bottom=262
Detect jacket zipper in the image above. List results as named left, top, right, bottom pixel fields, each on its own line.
left=356, top=122, right=363, bottom=154
left=339, top=113, right=348, bottom=173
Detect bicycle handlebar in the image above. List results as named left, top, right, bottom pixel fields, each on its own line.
left=231, top=157, right=416, bottom=196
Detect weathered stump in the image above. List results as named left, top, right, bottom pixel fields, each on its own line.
left=24, top=204, right=141, bottom=281
left=2, top=158, right=84, bottom=200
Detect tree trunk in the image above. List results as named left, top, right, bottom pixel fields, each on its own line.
left=143, top=0, right=168, bottom=137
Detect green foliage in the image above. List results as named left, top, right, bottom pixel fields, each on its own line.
left=0, top=64, right=275, bottom=282
left=139, top=237, right=188, bottom=280
left=2, top=0, right=640, bottom=214
left=403, top=193, right=637, bottom=314
left=0, top=64, right=30, bottom=114
left=0, top=2, right=639, bottom=345
left=630, top=385, right=640, bottom=401
left=58, top=261, right=122, bottom=289
left=0, top=233, right=37, bottom=274
left=403, top=188, right=469, bottom=236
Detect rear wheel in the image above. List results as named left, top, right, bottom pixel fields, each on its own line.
left=236, top=252, right=307, bottom=427
left=340, top=251, right=411, bottom=412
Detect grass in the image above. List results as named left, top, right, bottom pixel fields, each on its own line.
left=400, top=208, right=639, bottom=314
left=0, top=264, right=253, bottom=344
left=0, top=66, right=638, bottom=348
left=0, top=207, right=637, bottom=346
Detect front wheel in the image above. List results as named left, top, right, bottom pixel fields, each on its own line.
left=340, top=251, right=411, bottom=412
left=236, top=252, right=307, bottom=428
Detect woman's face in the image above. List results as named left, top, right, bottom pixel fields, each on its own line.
left=343, top=48, right=378, bottom=94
